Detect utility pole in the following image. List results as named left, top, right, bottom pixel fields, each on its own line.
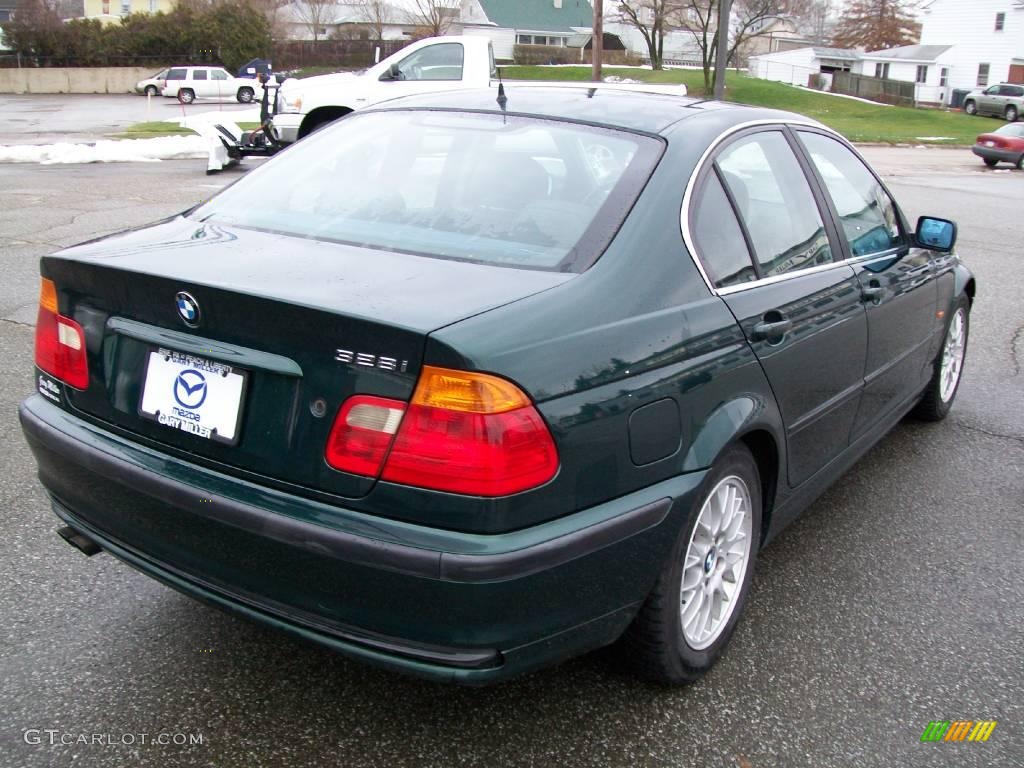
left=713, top=0, right=731, bottom=99
left=592, top=0, right=604, bottom=82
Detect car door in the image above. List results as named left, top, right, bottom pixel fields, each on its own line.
left=692, top=128, right=868, bottom=488
left=381, top=42, right=467, bottom=99
left=979, top=85, right=1002, bottom=115
left=794, top=130, right=937, bottom=439
left=190, top=68, right=212, bottom=98
left=209, top=68, right=231, bottom=100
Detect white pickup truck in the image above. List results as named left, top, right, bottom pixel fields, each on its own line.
left=271, top=36, right=687, bottom=145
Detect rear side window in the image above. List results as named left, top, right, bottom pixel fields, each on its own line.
left=798, top=132, right=904, bottom=257
left=192, top=69, right=208, bottom=80
left=192, top=111, right=663, bottom=271
left=716, top=131, right=833, bottom=278
left=691, top=173, right=757, bottom=289
left=166, top=68, right=186, bottom=80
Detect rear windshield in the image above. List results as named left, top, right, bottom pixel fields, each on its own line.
left=995, top=123, right=1024, bottom=137
left=192, top=110, right=662, bottom=271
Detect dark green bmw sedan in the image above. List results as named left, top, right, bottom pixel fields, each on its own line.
left=20, top=86, right=974, bottom=685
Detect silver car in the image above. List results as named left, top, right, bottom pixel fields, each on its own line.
left=963, top=83, right=1024, bottom=121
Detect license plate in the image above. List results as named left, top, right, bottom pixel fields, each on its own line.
left=139, top=348, right=246, bottom=444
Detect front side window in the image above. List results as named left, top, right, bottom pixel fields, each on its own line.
left=396, top=43, right=464, bottom=81
left=691, top=172, right=757, bottom=289
left=211, top=69, right=228, bottom=81
left=716, top=131, right=832, bottom=278
left=799, top=132, right=903, bottom=258
left=978, top=63, right=990, bottom=87
left=193, top=111, right=662, bottom=271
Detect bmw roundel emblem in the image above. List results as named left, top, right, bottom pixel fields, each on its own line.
left=175, top=291, right=200, bottom=327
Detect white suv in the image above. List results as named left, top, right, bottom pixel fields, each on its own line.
left=161, top=66, right=262, bottom=104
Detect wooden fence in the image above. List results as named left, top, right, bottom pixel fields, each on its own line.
left=832, top=71, right=915, bottom=107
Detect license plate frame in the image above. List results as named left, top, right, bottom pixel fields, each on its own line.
left=138, top=347, right=248, bottom=446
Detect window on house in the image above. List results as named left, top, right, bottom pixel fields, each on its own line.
left=149, top=0, right=156, bottom=11
left=939, top=67, right=948, bottom=87
left=995, top=12, right=1005, bottom=31
left=121, top=0, right=130, bottom=14
left=102, top=0, right=109, bottom=13
left=916, top=65, right=928, bottom=83
left=874, top=62, right=890, bottom=79
left=978, top=63, right=990, bottom=86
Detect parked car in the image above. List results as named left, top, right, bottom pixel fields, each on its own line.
left=161, top=66, right=262, bottom=104
left=972, top=122, right=1024, bottom=167
left=963, top=83, right=1024, bottom=121
left=134, top=68, right=169, bottom=97
left=21, top=87, right=974, bottom=686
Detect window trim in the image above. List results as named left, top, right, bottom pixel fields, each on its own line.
left=680, top=119, right=909, bottom=297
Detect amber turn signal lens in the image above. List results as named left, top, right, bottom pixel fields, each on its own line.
left=411, top=366, right=531, bottom=414
left=39, top=277, right=58, bottom=313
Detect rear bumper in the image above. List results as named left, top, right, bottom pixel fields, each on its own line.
left=972, top=145, right=1021, bottom=163
left=20, top=395, right=703, bottom=684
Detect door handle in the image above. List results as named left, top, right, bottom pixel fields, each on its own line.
left=752, top=317, right=793, bottom=340
left=861, top=281, right=883, bottom=303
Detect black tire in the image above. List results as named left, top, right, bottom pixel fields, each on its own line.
left=144, top=85, right=158, bottom=97
left=1016, top=154, right=1024, bottom=170
left=237, top=86, right=254, bottom=104
left=964, top=100, right=977, bottom=115
left=984, top=157, right=999, bottom=167
left=177, top=88, right=195, bottom=105
left=620, top=444, right=762, bottom=684
left=1006, top=105, right=1019, bottom=122
left=913, top=296, right=970, bottom=422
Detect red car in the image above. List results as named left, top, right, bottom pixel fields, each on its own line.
left=972, top=123, right=1024, bottom=168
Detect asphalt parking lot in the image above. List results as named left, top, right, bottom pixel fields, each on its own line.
left=0, top=147, right=1021, bottom=767
left=0, top=94, right=256, bottom=144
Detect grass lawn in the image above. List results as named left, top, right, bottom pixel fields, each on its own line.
left=115, top=121, right=261, bottom=139
left=501, top=66, right=987, bottom=145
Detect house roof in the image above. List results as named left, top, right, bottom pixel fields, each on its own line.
left=861, top=44, right=953, bottom=62
left=812, top=47, right=861, bottom=60
left=475, top=0, right=593, bottom=33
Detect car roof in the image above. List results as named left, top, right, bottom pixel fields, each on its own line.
left=366, top=85, right=804, bottom=135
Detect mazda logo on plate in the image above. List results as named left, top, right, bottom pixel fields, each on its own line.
left=175, top=291, right=201, bottom=327
left=173, top=369, right=208, bottom=409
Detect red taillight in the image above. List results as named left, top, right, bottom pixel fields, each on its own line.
left=34, top=278, right=89, bottom=390
left=324, top=366, right=559, bottom=496
left=325, top=395, right=406, bottom=476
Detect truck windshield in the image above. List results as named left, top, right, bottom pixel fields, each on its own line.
left=192, top=110, right=662, bottom=271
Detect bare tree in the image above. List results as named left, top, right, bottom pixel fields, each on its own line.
left=831, top=0, right=918, bottom=51
left=356, top=0, right=393, bottom=41
left=404, top=0, right=459, bottom=38
left=293, top=0, right=335, bottom=41
left=786, top=0, right=832, bottom=45
left=613, top=1, right=686, bottom=71
left=678, top=0, right=788, bottom=93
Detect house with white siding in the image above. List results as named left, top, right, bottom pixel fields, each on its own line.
left=853, top=0, right=1024, bottom=106
left=748, top=46, right=860, bottom=88
left=459, top=0, right=593, bottom=61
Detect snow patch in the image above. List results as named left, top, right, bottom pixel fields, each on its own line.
left=0, top=135, right=211, bottom=165
left=603, top=75, right=642, bottom=84
left=914, top=136, right=956, bottom=141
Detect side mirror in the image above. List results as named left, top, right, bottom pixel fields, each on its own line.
left=380, top=63, right=402, bottom=81
left=915, top=216, right=957, bottom=252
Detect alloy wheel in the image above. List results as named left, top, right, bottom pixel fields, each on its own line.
left=939, top=308, right=967, bottom=402
left=680, top=475, right=753, bottom=650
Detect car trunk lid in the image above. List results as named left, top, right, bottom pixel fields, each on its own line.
left=42, top=217, right=572, bottom=499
